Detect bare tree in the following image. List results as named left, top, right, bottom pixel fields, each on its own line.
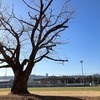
left=0, top=0, right=74, bottom=94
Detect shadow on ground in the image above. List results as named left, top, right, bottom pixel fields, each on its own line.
left=1, top=93, right=100, bottom=100
left=19, top=94, right=84, bottom=100
left=37, top=96, right=83, bottom=100
left=0, top=94, right=84, bottom=100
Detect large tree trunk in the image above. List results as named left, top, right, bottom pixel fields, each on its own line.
left=11, top=70, right=30, bottom=94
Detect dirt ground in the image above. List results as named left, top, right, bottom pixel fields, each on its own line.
left=31, top=91, right=100, bottom=96
left=0, top=91, right=100, bottom=100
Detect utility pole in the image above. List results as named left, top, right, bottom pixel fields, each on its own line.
left=80, top=61, right=84, bottom=83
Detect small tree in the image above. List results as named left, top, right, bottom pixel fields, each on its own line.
left=0, top=0, right=74, bottom=94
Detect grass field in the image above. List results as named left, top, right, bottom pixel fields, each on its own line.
left=28, top=87, right=100, bottom=92
left=0, top=86, right=100, bottom=92
left=0, top=88, right=10, bottom=92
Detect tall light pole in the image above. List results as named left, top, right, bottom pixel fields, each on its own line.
left=80, top=61, right=84, bottom=83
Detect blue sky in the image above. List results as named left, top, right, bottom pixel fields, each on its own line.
left=0, top=0, right=100, bottom=76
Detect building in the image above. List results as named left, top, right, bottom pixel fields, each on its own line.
left=32, top=76, right=95, bottom=87
left=0, top=79, right=13, bottom=88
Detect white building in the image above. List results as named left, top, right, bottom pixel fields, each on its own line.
left=0, top=79, right=13, bottom=88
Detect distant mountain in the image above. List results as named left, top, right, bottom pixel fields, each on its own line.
left=0, top=74, right=47, bottom=80
left=29, top=74, right=46, bottom=80
left=0, top=76, right=14, bottom=80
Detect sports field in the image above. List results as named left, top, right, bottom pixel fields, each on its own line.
left=0, top=86, right=100, bottom=96
left=0, top=86, right=100, bottom=92
left=28, top=86, right=100, bottom=91
left=0, top=87, right=100, bottom=100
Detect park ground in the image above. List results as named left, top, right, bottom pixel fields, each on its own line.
left=0, top=87, right=100, bottom=100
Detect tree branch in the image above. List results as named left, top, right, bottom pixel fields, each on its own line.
left=43, top=0, right=53, bottom=13
left=0, top=15, right=18, bottom=37
left=40, top=21, right=68, bottom=44
left=22, top=0, right=40, bottom=12
left=45, top=56, right=68, bottom=63
left=0, top=65, right=10, bottom=68
left=0, top=58, right=6, bottom=64
left=21, top=59, right=29, bottom=67
left=0, top=44, right=15, bottom=67
left=34, top=50, right=49, bottom=63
